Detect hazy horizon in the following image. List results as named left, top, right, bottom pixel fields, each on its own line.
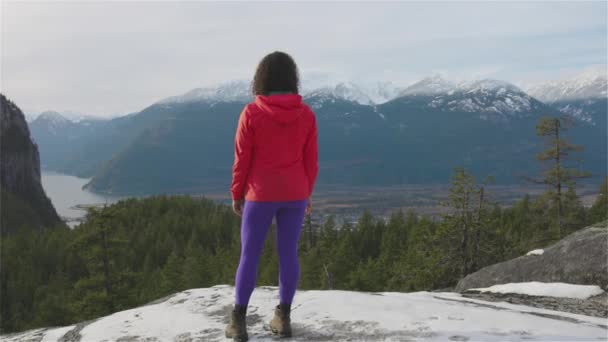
left=2, top=1, right=607, bottom=117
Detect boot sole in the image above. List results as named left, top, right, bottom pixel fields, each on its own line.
left=270, top=326, right=292, bottom=338
left=225, top=332, right=248, bottom=342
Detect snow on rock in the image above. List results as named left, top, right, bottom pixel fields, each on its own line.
left=527, top=249, right=545, bottom=256
left=556, top=103, right=595, bottom=124
left=470, top=282, right=605, bottom=300
left=3, top=285, right=607, bottom=341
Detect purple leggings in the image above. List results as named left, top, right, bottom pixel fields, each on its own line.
left=234, top=199, right=307, bottom=307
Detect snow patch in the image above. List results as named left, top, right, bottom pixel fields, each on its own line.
left=470, top=282, right=604, bottom=300
left=526, top=249, right=545, bottom=256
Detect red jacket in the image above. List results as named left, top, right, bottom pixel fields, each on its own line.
left=231, top=94, right=318, bottom=202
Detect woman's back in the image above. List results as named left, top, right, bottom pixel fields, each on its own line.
left=231, top=93, right=318, bottom=202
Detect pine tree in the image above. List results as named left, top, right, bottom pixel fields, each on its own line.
left=71, top=206, right=135, bottom=318
left=395, top=217, right=444, bottom=291
left=533, top=116, right=590, bottom=238
left=160, top=251, right=184, bottom=294
left=317, top=216, right=339, bottom=289
left=562, top=186, right=586, bottom=235
left=589, top=177, right=608, bottom=224
left=470, top=177, right=494, bottom=272
left=441, top=167, right=477, bottom=278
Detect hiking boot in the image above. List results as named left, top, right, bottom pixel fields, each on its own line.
left=269, top=303, right=292, bottom=337
left=225, top=304, right=248, bottom=342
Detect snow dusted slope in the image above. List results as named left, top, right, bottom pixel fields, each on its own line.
left=4, top=286, right=606, bottom=341
left=34, top=111, right=73, bottom=132
left=30, top=110, right=105, bottom=123
left=363, top=81, right=403, bottom=104
left=158, top=80, right=252, bottom=104
left=400, top=75, right=456, bottom=96
left=452, top=79, right=545, bottom=118
left=160, top=80, right=401, bottom=107
left=526, top=71, right=607, bottom=125
left=527, top=72, right=608, bottom=103
left=393, top=76, right=548, bottom=121
left=303, top=82, right=374, bottom=106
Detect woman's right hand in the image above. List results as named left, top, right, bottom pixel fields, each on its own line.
left=232, top=199, right=244, bottom=216
left=306, top=197, right=312, bottom=215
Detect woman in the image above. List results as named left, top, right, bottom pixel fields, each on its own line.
left=225, top=51, right=318, bottom=342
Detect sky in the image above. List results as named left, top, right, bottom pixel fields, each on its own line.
left=2, top=1, right=607, bottom=117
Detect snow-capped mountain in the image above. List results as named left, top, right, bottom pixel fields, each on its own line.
left=60, top=110, right=102, bottom=123
left=454, top=79, right=543, bottom=116
left=154, top=73, right=601, bottom=121
left=303, top=82, right=375, bottom=108
left=552, top=101, right=598, bottom=124
left=394, top=76, right=547, bottom=120
left=23, top=112, right=39, bottom=122
left=360, top=81, right=404, bottom=104
left=32, top=111, right=74, bottom=134
left=28, top=110, right=105, bottom=123
left=158, top=80, right=252, bottom=105
left=5, top=285, right=605, bottom=342
left=159, top=77, right=407, bottom=107
left=400, top=74, right=456, bottom=96
left=526, top=72, right=607, bottom=125
left=527, top=72, right=607, bottom=103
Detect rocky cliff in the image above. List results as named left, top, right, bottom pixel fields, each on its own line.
left=1, top=94, right=61, bottom=233
left=456, top=221, right=608, bottom=292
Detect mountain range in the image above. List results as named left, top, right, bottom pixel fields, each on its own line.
left=28, top=72, right=607, bottom=196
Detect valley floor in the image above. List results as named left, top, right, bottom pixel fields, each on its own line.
left=4, top=285, right=607, bottom=341
left=203, top=183, right=602, bottom=223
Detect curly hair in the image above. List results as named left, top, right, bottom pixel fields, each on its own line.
left=251, top=51, right=300, bottom=96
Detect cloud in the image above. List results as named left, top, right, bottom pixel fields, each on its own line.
left=2, top=1, right=606, bottom=116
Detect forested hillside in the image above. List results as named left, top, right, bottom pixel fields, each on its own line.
left=2, top=175, right=605, bottom=333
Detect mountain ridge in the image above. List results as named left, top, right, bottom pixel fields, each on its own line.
left=527, top=73, right=607, bottom=103
left=29, top=73, right=607, bottom=196
left=153, top=71, right=607, bottom=108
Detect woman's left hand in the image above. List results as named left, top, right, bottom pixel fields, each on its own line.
left=232, top=200, right=244, bottom=216
left=306, top=197, right=312, bottom=215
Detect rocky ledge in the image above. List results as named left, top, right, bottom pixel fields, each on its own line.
left=3, top=285, right=606, bottom=342
left=462, top=291, right=608, bottom=318
left=456, top=222, right=608, bottom=291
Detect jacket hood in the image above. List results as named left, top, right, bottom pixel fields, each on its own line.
left=254, top=94, right=304, bottom=124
